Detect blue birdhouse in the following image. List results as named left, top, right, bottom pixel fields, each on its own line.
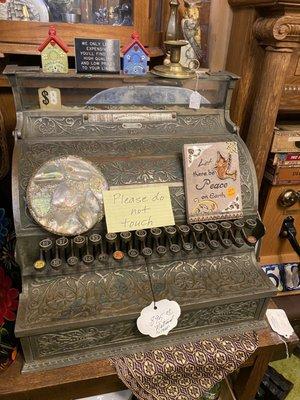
left=122, top=32, right=149, bottom=75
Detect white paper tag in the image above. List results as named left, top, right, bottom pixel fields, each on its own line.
left=137, top=299, right=181, bottom=338
left=189, top=91, right=201, bottom=109
left=266, top=309, right=295, bottom=339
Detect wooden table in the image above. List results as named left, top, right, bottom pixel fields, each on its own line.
left=0, top=324, right=298, bottom=400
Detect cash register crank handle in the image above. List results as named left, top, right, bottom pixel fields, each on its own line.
left=280, top=216, right=300, bottom=257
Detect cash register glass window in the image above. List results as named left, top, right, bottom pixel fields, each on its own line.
left=0, top=0, right=133, bottom=25
left=15, top=73, right=229, bottom=111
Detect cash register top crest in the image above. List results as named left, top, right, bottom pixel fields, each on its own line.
left=5, top=65, right=275, bottom=373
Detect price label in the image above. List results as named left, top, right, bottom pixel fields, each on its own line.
left=189, top=91, right=202, bottom=109
left=137, top=299, right=181, bottom=338
left=38, top=87, right=62, bottom=110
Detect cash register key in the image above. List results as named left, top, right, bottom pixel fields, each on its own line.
left=136, top=230, right=147, bottom=240
left=170, top=244, right=181, bottom=254
left=156, top=245, right=167, bottom=257
left=89, top=234, right=102, bottom=257
left=120, top=231, right=131, bottom=243
left=39, top=238, right=53, bottom=261
left=74, top=235, right=86, bottom=248
left=193, top=224, right=205, bottom=234
left=233, top=220, right=245, bottom=230
left=39, top=238, right=53, bottom=252
left=206, top=223, right=218, bottom=238
left=82, top=236, right=94, bottom=265
left=183, top=242, right=193, bottom=253
left=113, top=250, right=125, bottom=261
left=150, top=228, right=162, bottom=238
left=50, top=245, right=63, bottom=270
left=50, top=257, right=62, bottom=270
left=164, top=226, right=177, bottom=237
left=142, top=247, right=153, bottom=258
left=246, top=236, right=257, bottom=246
left=178, top=225, right=190, bottom=238
left=56, top=237, right=69, bottom=249
left=98, top=253, right=109, bottom=263
left=105, top=233, right=118, bottom=243
left=128, top=248, right=139, bottom=258
left=89, top=234, right=102, bottom=245
left=67, top=239, right=79, bottom=267
left=83, top=254, right=94, bottom=265
left=34, top=250, right=46, bottom=271
left=245, top=219, right=257, bottom=229
left=196, top=241, right=206, bottom=251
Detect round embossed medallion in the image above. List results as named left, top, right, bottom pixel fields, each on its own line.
left=27, top=156, right=108, bottom=236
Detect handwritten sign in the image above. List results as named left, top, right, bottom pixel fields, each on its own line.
left=38, top=87, right=61, bottom=110
left=103, top=186, right=175, bottom=233
left=183, top=141, right=243, bottom=223
left=137, top=299, right=181, bottom=338
left=75, top=38, right=120, bottom=73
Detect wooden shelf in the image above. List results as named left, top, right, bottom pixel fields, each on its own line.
left=276, top=290, right=300, bottom=297
left=0, top=0, right=166, bottom=58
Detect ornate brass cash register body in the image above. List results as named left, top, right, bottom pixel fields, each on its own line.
left=6, top=66, right=275, bottom=373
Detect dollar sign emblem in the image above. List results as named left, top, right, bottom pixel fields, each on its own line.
left=42, top=90, right=49, bottom=106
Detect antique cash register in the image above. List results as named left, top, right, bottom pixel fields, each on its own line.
left=6, top=66, right=275, bottom=372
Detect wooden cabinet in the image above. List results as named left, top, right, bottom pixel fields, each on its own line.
left=226, top=1, right=300, bottom=186
left=0, top=0, right=167, bottom=57
left=260, top=183, right=300, bottom=264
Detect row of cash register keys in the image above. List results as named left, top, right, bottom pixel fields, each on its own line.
left=34, top=218, right=264, bottom=272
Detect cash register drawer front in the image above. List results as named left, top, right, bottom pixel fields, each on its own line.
left=20, top=297, right=267, bottom=372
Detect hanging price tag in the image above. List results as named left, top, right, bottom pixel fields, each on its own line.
left=38, top=87, right=62, bottom=110
left=266, top=309, right=295, bottom=339
left=189, top=69, right=201, bottom=109
left=189, top=91, right=202, bottom=109
left=137, top=299, right=181, bottom=338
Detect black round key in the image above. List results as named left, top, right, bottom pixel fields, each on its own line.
left=233, top=220, right=244, bottom=229
left=142, top=247, right=153, bottom=258
left=183, top=243, right=193, bottom=252
left=150, top=228, right=162, bottom=237
left=56, top=237, right=69, bottom=249
left=39, top=238, right=53, bottom=251
left=74, top=235, right=85, bottom=248
left=120, top=231, right=131, bottom=242
left=50, top=258, right=62, bottom=270
left=245, top=219, right=257, bottom=229
left=165, top=226, right=177, bottom=236
left=234, top=238, right=244, bottom=248
left=193, top=224, right=205, bottom=234
left=67, top=256, right=79, bottom=267
left=98, top=253, right=109, bottom=263
left=105, top=233, right=118, bottom=243
left=89, top=234, right=101, bottom=245
left=206, top=223, right=218, bottom=233
left=170, top=244, right=180, bottom=254
left=196, top=241, right=206, bottom=251
left=222, top=238, right=232, bottom=248
left=83, top=254, right=94, bottom=265
left=128, top=249, right=139, bottom=258
left=220, top=221, right=232, bottom=231
left=156, top=245, right=167, bottom=257
left=178, top=225, right=190, bottom=235
left=210, top=240, right=220, bottom=250
left=136, top=230, right=147, bottom=240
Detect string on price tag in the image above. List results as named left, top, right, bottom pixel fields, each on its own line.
left=136, top=261, right=181, bottom=338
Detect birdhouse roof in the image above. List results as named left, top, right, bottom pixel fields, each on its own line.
left=122, top=32, right=149, bottom=56
left=38, top=26, right=69, bottom=53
